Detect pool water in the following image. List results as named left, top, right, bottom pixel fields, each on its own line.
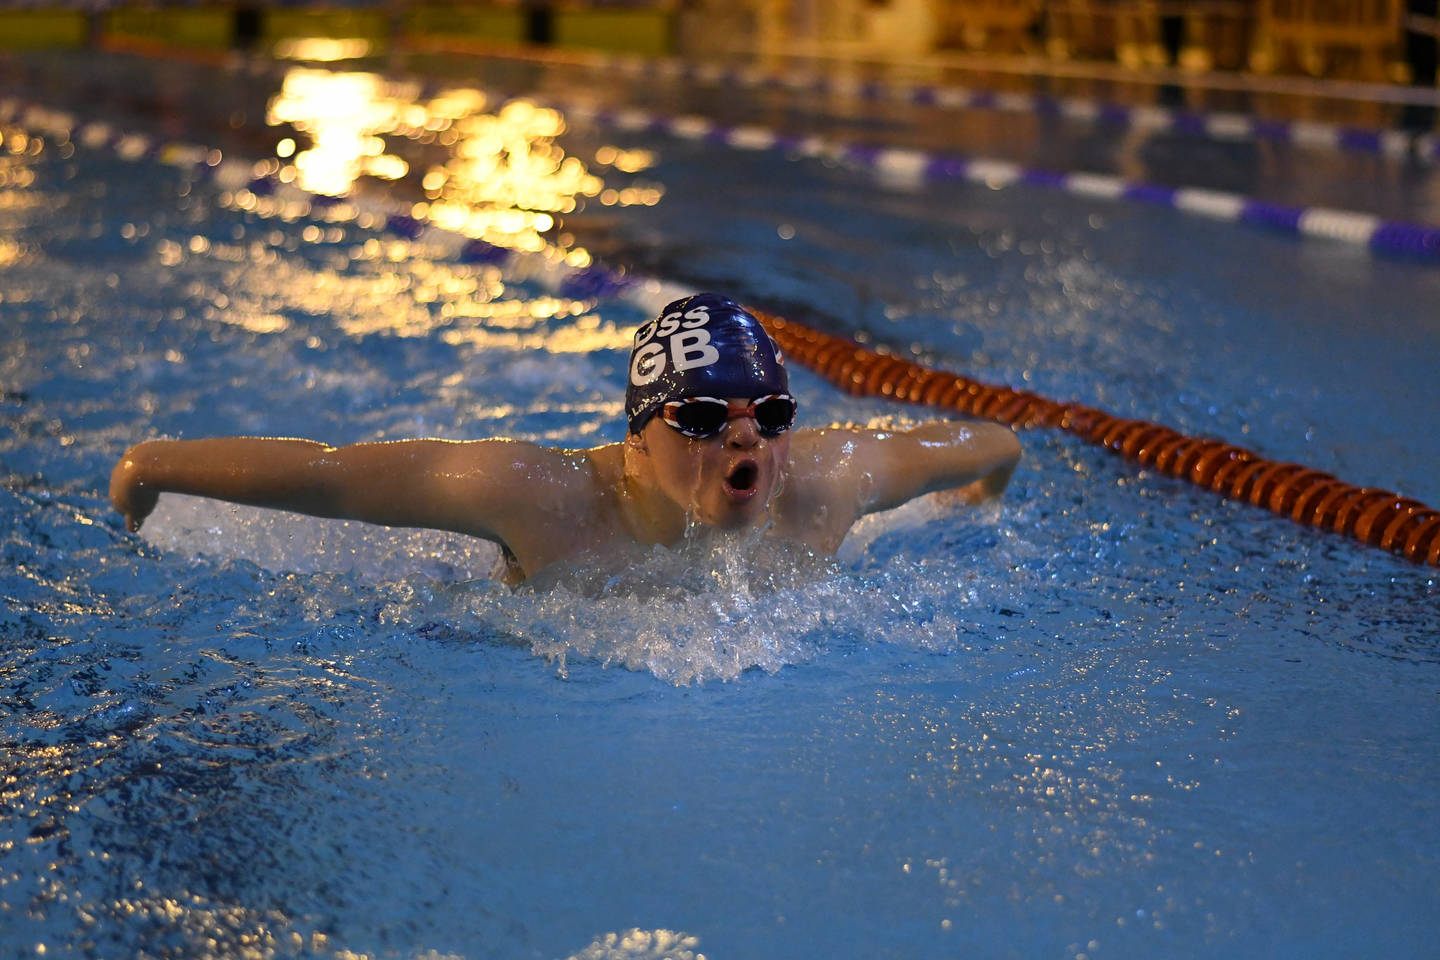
left=2, top=48, right=1439, bottom=959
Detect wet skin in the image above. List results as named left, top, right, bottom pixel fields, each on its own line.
left=111, top=408, right=1021, bottom=583
left=624, top=397, right=791, bottom=533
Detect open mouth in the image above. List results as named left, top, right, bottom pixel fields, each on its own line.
left=724, top=460, right=759, bottom=496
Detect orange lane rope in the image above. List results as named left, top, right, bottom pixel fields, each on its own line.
left=751, top=308, right=1440, bottom=567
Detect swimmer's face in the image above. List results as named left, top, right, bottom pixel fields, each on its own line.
left=634, top=397, right=791, bottom=529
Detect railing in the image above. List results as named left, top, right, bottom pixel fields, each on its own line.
left=934, top=0, right=1041, bottom=52
left=1250, top=0, right=1406, bottom=81
left=936, top=0, right=1430, bottom=83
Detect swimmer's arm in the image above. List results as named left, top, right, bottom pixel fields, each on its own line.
left=109, top=436, right=566, bottom=540
left=876, top=421, right=1020, bottom=509
left=802, top=420, right=1021, bottom=517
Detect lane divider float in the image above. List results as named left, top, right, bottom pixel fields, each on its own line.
left=28, top=42, right=1440, bottom=261
left=749, top=307, right=1440, bottom=567
left=411, top=38, right=1440, bottom=166
left=6, top=95, right=1435, bottom=566
left=529, top=95, right=1440, bottom=261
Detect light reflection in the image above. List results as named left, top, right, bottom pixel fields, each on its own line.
left=264, top=66, right=666, bottom=263
left=266, top=69, right=413, bottom=197
left=272, top=37, right=374, bottom=62
left=594, top=145, right=655, bottom=173
left=0, top=190, right=44, bottom=212
left=0, top=127, right=40, bottom=201
left=0, top=238, right=25, bottom=267
left=244, top=67, right=676, bottom=340
left=174, top=221, right=620, bottom=348
left=438, top=318, right=632, bottom=354
left=420, top=98, right=604, bottom=253
left=221, top=312, right=291, bottom=335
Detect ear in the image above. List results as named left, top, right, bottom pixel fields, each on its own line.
left=624, top=429, right=648, bottom=455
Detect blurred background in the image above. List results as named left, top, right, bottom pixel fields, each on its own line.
left=2, top=0, right=1435, bottom=103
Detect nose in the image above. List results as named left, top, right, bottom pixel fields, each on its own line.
left=724, top=414, right=761, bottom=448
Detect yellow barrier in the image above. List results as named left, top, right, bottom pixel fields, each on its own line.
left=553, top=10, right=675, bottom=57
left=83, top=4, right=668, bottom=59
left=263, top=8, right=391, bottom=46
left=105, top=8, right=235, bottom=50
left=405, top=6, right=527, bottom=47
left=0, top=10, right=89, bottom=49
left=1045, top=0, right=1111, bottom=62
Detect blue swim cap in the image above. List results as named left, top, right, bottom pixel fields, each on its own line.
left=626, top=293, right=788, bottom=434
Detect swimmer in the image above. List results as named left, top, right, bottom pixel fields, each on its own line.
left=110, top=294, right=1021, bottom=583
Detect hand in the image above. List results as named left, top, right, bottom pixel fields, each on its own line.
left=110, top=446, right=159, bottom=532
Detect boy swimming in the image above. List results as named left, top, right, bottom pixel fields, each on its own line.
left=110, top=294, right=1021, bottom=583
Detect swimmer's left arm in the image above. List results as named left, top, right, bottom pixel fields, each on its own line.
left=803, top=420, right=1021, bottom=516
left=880, top=420, right=1020, bottom=510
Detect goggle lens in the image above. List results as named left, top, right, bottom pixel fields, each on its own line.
left=671, top=401, right=728, bottom=437
left=663, top=394, right=796, bottom=439
left=753, top=396, right=797, bottom=435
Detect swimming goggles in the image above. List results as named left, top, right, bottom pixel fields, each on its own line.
left=660, top=394, right=797, bottom=439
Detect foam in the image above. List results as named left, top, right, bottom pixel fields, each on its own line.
left=140, top=494, right=501, bottom=581
left=476, top=523, right=975, bottom=684
left=139, top=494, right=1007, bottom=686
left=563, top=929, right=703, bottom=960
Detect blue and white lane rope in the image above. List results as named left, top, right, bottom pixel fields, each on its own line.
left=537, top=96, right=1440, bottom=261
left=426, top=43, right=1440, bottom=166
left=6, top=89, right=1440, bottom=263
left=610, top=54, right=1440, bottom=164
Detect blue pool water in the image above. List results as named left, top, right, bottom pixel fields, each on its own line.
left=2, top=48, right=1439, bottom=959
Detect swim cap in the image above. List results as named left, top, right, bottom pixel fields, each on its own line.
left=626, top=293, right=788, bottom=434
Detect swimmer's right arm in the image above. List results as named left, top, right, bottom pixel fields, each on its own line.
left=109, top=436, right=567, bottom=540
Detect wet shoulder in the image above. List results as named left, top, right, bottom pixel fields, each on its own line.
left=449, top=438, right=618, bottom=523
left=510, top=440, right=623, bottom=510
left=476, top=440, right=626, bottom=576
left=785, top=426, right=875, bottom=485
left=774, top=427, right=873, bottom=548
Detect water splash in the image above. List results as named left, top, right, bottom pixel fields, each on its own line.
left=473, top=533, right=966, bottom=684
left=139, top=493, right=501, bottom=581
left=563, top=929, right=704, bottom=960
left=136, top=490, right=1007, bottom=685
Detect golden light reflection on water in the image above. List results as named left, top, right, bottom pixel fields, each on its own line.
left=265, top=66, right=663, bottom=261
left=0, top=128, right=46, bottom=269
left=0, top=89, right=634, bottom=441
left=246, top=66, right=669, bottom=342
left=1, top=129, right=42, bottom=210
left=420, top=98, right=603, bottom=254
left=0, top=238, right=24, bottom=267
left=267, top=69, right=415, bottom=197
left=437, top=309, right=634, bottom=353
left=176, top=228, right=635, bottom=355
left=594, top=145, right=655, bottom=174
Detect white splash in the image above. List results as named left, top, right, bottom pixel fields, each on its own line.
left=139, top=491, right=1006, bottom=686
left=140, top=493, right=501, bottom=581
left=563, top=928, right=704, bottom=960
